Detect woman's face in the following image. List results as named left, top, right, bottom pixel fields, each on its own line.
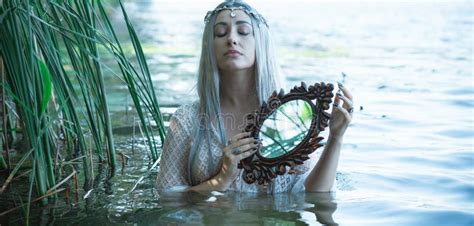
left=213, top=10, right=256, bottom=72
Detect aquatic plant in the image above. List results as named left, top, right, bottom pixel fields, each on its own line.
left=0, top=0, right=166, bottom=222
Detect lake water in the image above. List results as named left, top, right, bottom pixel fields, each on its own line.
left=1, top=0, right=473, bottom=225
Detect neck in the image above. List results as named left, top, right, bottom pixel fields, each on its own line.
left=219, top=67, right=258, bottom=107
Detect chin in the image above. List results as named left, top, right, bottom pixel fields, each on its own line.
left=220, top=62, right=253, bottom=71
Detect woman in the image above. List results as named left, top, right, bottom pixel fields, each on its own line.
left=156, top=0, right=353, bottom=193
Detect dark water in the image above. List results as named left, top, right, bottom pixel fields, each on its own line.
left=1, top=0, right=474, bottom=225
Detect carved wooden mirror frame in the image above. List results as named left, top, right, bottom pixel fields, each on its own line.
left=238, top=82, right=334, bottom=185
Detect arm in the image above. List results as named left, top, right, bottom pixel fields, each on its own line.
left=185, top=162, right=239, bottom=192
left=304, top=134, right=343, bottom=192
left=187, top=132, right=259, bottom=192
left=305, top=83, right=353, bottom=192
left=156, top=113, right=191, bottom=189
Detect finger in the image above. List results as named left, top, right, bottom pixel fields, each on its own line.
left=334, top=105, right=352, bottom=119
left=237, top=142, right=259, bottom=153
left=337, top=82, right=353, bottom=101
left=231, top=132, right=252, bottom=141
left=336, top=93, right=353, bottom=109
left=228, top=137, right=261, bottom=155
left=231, top=147, right=241, bottom=155
left=238, top=148, right=258, bottom=160
left=227, top=132, right=252, bottom=145
left=227, top=138, right=258, bottom=151
left=332, top=94, right=342, bottom=112
left=233, top=137, right=258, bottom=146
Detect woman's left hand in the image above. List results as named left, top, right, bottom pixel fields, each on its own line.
left=304, top=82, right=353, bottom=192
left=329, top=82, right=353, bottom=138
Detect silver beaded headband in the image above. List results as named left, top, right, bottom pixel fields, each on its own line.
left=204, top=3, right=268, bottom=27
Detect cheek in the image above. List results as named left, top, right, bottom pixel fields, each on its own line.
left=213, top=40, right=219, bottom=54
left=213, top=41, right=222, bottom=64
left=248, top=40, right=256, bottom=60
left=213, top=39, right=226, bottom=56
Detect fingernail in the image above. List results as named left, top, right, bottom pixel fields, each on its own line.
left=337, top=82, right=344, bottom=89
left=336, top=92, right=342, bottom=97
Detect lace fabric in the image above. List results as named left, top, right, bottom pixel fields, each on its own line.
left=156, top=101, right=317, bottom=193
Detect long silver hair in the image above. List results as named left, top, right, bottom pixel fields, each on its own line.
left=188, top=0, right=281, bottom=185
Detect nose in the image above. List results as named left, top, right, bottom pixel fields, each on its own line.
left=227, top=31, right=238, bottom=46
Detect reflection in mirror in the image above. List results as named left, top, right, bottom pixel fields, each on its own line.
left=240, top=82, right=334, bottom=185
left=258, top=100, right=313, bottom=159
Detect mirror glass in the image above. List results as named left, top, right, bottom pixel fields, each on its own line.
left=258, top=100, right=313, bottom=159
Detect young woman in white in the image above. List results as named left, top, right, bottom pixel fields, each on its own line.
left=156, top=0, right=353, bottom=193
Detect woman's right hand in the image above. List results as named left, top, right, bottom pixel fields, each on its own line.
left=220, top=132, right=260, bottom=184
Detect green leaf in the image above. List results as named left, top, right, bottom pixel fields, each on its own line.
left=38, top=60, right=52, bottom=114
left=301, top=101, right=312, bottom=121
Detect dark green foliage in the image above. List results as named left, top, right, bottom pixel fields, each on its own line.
left=0, top=0, right=166, bottom=221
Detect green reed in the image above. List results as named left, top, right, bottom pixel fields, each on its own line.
left=0, top=0, right=166, bottom=221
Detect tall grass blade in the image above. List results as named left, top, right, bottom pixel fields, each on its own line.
left=0, top=0, right=168, bottom=218
left=38, top=60, right=52, bottom=115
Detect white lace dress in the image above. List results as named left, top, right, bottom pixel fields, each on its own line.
left=156, top=101, right=317, bottom=193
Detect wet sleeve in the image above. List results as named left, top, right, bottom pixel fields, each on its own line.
left=290, top=151, right=319, bottom=193
left=271, top=151, right=319, bottom=193
left=156, top=110, right=192, bottom=190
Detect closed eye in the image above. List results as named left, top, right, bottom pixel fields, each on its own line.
left=214, top=22, right=228, bottom=37
left=213, top=21, right=253, bottom=37
left=215, top=27, right=227, bottom=37
left=237, top=24, right=252, bottom=36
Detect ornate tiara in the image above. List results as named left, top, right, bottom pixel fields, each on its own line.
left=204, top=2, right=268, bottom=27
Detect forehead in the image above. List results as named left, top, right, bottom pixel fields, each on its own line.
left=214, top=9, right=252, bottom=24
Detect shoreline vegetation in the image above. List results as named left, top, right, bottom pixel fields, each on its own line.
left=0, top=0, right=166, bottom=222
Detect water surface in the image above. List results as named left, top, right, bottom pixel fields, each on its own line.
left=1, top=0, right=473, bottom=225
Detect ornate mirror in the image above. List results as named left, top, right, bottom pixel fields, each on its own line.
left=238, top=82, right=334, bottom=185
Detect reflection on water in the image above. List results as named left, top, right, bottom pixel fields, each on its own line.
left=1, top=0, right=473, bottom=225
left=53, top=191, right=338, bottom=225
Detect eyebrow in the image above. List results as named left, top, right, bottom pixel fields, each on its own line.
left=214, top=20, right=252, bottom=27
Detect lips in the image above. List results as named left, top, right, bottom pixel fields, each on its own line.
left=224, top=49, right=242, bottom=56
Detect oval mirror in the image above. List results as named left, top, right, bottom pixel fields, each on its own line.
left=238, top=82, right=334, bottom=185
left=258, top=100, right=313, bottom=159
